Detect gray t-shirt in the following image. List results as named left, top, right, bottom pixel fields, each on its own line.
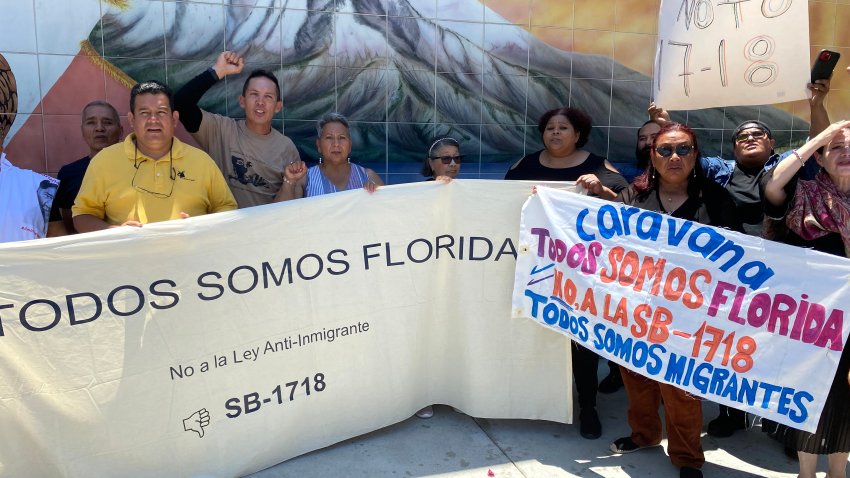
left=193, top=110, right=299, bottom=208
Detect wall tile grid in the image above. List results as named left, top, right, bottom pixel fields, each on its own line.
left=0, top=0, right=847, bottom=183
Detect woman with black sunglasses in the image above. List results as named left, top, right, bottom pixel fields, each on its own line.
left=608, top=122, right=740, bottom=478
left=421, top=137, right=462, bottom=181
left=413, top=136, right=463, bottom=420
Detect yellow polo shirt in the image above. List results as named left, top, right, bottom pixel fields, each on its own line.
left=73, top=135, right=237, bottom=225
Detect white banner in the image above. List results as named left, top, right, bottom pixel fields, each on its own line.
left=653, top=0, right=809, bottom=110
left=0, top=181, right=570, bottom=478
left=512, top=187, right=850, bottom=433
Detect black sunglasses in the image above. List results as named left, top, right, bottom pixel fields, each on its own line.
left=655, top=144, right=695, bottom=158
left=430, top=155, right=464, bottom=164
left=734, top=130, right=767, bottom=143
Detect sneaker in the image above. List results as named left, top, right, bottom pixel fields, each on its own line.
left=579, top=408, right=602, bottom=440
left=680, top=466, right=703, bottom=478
left=707, top=411, right=746, bottom=437
left=415, top=406, right=434, bottom=419
left=598, top=367, right=623, bottom=394
left=609, top=436, right=659, bottom=454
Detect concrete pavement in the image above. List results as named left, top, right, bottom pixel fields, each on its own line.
left=248, top=377, right=809, bottom=478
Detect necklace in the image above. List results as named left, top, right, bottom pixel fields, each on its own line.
left=656, top=187, right=685, bottom=208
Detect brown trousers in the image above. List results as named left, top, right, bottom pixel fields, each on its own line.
left=620, top=366, right=705, bottom=469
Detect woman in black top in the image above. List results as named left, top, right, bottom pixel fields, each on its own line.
left=506, top=107, right=628, bottom=441
left=610, top=123, right=740, bottom=478
left=505, top=107, right=628, bottom=198
left=618, top=126, right=740, bottom=229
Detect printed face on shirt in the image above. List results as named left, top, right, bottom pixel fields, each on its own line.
left=733, top=127, right=775, bottom=168
left=316, top=121, right=352, bottom=165
left=81, top=104, right=122, bottom=155
left=37, top=181, right=57, bottom=222
left=542, top=115, right=580, bottom=157
left=819, top=127, right=850, bottom=182
left=128, top=93, right=177, bottom=157
left=651, top=130, right=698, bottom=184
left=239, top=77, right=282, bottom=129
left=429, top=144, right=461, bottom=178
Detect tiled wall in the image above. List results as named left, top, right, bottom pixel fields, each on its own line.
left=1, top=0, right=848, bottom=184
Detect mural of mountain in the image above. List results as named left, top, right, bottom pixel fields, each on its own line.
left=90, top=0, right=807, bottom=178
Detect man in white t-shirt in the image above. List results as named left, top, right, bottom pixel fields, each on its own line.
left=0, top=142, right=60, bottom=243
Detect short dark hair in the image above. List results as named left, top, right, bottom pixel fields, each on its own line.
left=129, top=80, right=173, bottom=113
left=537, top=107, right=593, bottom=148
left=633, top=122, right=704, bottom=196
left=242, top=70, right=281, bottom=101
left=637, top=120, right=656, bottom=136
left=81, top=100, right=120, bottom=124
left=732, top=120, right=772, bottom=142
left=421, top=137, right=461, bottom=177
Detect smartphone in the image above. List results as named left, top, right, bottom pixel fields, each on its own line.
left=811, top=49, right=841, bottom=83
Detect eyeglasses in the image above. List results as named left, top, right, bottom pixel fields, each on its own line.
left=655, top=144, right=695, bottom=158
left=734, top=130, right=767, bottom=143
left=132, top=142, right=175, bottom=198
left=430, top=155, right=464, bottom=164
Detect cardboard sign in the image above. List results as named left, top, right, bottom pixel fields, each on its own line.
left=653, top=0, right=810, bottom=110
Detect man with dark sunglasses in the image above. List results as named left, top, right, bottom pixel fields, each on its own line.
left=73, top=81, right=237, bottom=232
left=646, top=79, right=831, bottom=439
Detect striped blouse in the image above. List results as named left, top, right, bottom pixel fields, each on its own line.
left=305, top=163, right=370, bottom=197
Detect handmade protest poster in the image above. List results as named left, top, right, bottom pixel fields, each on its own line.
left=512, top=187, right=850, bottom=433
left=0, top=181, right=570, bottom=478
left=653, top=0, right=810, bottom=110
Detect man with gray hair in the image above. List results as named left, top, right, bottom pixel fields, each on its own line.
left=49, top=100, right=123, bottom=234
left=73, top=80, right=236, bottom=232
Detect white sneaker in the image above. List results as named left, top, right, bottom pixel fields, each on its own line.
left=415, top=406, right=434, bottom=419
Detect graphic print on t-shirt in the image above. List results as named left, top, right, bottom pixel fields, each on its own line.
left=229, top=155, right=270, bottom=188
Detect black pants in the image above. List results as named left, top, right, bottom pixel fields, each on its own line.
left=572, top=342, right=599, bottom=409
left=717, top=404, right=746, bottom=421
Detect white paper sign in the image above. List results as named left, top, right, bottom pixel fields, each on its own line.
left=0, top=181, right=570, bottom=478
left=653, top=0, right=810, bottom=110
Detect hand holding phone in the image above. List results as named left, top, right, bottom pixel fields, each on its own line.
left=812, top=50, right=841, bottom=83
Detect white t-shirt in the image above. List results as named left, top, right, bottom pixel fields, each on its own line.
left=0, top=154, right=60, bottom=243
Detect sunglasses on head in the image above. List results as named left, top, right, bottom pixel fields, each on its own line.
left=734, top=130, right=767, bottom=143
left=655, top=144, right=695, bottom=158
left=430, top=155, right=464, bottom=164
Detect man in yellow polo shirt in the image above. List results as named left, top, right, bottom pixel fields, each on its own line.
left=73, top=80, right=236, bottom=231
